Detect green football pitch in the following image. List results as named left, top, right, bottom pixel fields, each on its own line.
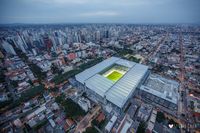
left=106, top=71, right=123, bottom=82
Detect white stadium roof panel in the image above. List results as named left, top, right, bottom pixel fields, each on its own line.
left=85, top=74, right=114, bottom=97
left=115, top=58, right=136, bottom=68
left=75, top=57, right=119, bottom=84
left=106, top=64, right=148, bottom=108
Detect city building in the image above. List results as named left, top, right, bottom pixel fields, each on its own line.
left=105, top=115, right=118, bottom=132
left=140, top=74, right=179, bottom=110
left=77, top=97, right=91, bottom=112
left=137, top=104, right=152, bottom=122
left=116, top=114, right=133, bottom=133
left=1, top=41, right=16, bottom=55
left=147, top=110, right=157, bottom=132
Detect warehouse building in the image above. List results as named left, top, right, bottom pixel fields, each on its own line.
left=140, top=74, right=179, bottom=110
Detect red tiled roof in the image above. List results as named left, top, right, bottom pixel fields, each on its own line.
left=66, top=119, right=74, bottom=126
left=96, top=112, right=105, bottom=122
left=67, top=53, right=76, bottom=60
left=64, top=123, right=70, bottom=131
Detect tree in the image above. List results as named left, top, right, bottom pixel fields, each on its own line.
left=137, top=121, right=146, bottom=133
left=55, top=95, right=86, bottom=118
left=83, top=126, right=98, bottom=133
left=51, top=69, right=81, bottom=85
left=0, top=69, right=5, bottom=83
left=29, top=63, right=46, bottom=80
left=10, top=80, right=18, bottom=88
left=33, top=119, right=48, bottom=130
left=51, top=64, right=61, bottom=74
left=0, top=100, right=12, bottom=109
left=91, top=118, right=106, bottom=129
left=156, top=111, right=165, bottom=123
left=63, top=98, right=86, bottom=118
left=51, top=52, right=57, bottom=57
left=190, top=101, right=195, bottom=110
left=51, top=58, right=103, bottom=85
left=91, top=119, right=98, bottom=126
left=2, top=85, right=45, bottom=110
left=128, top=56, right=140, bottom=63
left=55, top=94, right=65, bottom=104
left=28, top=80, right=33, bottom=86
left=20, top=85, right=45, bottom=102
left=50, top=87, right=59, bottom=92
left=79, top=57, right=103, bottom=70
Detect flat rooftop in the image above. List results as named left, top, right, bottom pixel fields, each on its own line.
left=75, top=57, right=148, bottom=108
left=140, top=74, right=179, bottom=104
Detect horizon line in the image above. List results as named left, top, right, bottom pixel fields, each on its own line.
left=0, top=22, right=200, bottom=26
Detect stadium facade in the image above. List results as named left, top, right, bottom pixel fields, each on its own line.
left=75, top=57, right=149, bottom=108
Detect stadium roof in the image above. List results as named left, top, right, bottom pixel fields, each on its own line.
left=75, top=57, right=119, bottom=84
left=75, top=57, right=148, bottom=108
left=106, top=64, right=148, bottom=108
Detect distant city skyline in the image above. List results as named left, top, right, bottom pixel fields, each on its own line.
left=0, top=0, right=200, bottom=24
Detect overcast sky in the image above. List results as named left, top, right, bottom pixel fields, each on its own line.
left=0, top=0, right=200, bottom=24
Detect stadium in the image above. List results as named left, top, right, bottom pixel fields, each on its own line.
left=75, top=57, right=149, bottom=109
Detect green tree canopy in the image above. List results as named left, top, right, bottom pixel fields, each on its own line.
left=137, top=121, right=146, bottom=133
left=55, top=95, right=85, bottom=118
left=156, top=111, right=165, bottom=123
left=83, top=126, right=98, bottom=133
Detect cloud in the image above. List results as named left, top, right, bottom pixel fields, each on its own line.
left=0, top=0, right=200, bottom=24
left=80, top=11, right=120, bottom=17
left=28, top=0, right=98, bottom=5
left=28, top=0, right=169, bottom=5
left=1, top=16, right=59, bottom=19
